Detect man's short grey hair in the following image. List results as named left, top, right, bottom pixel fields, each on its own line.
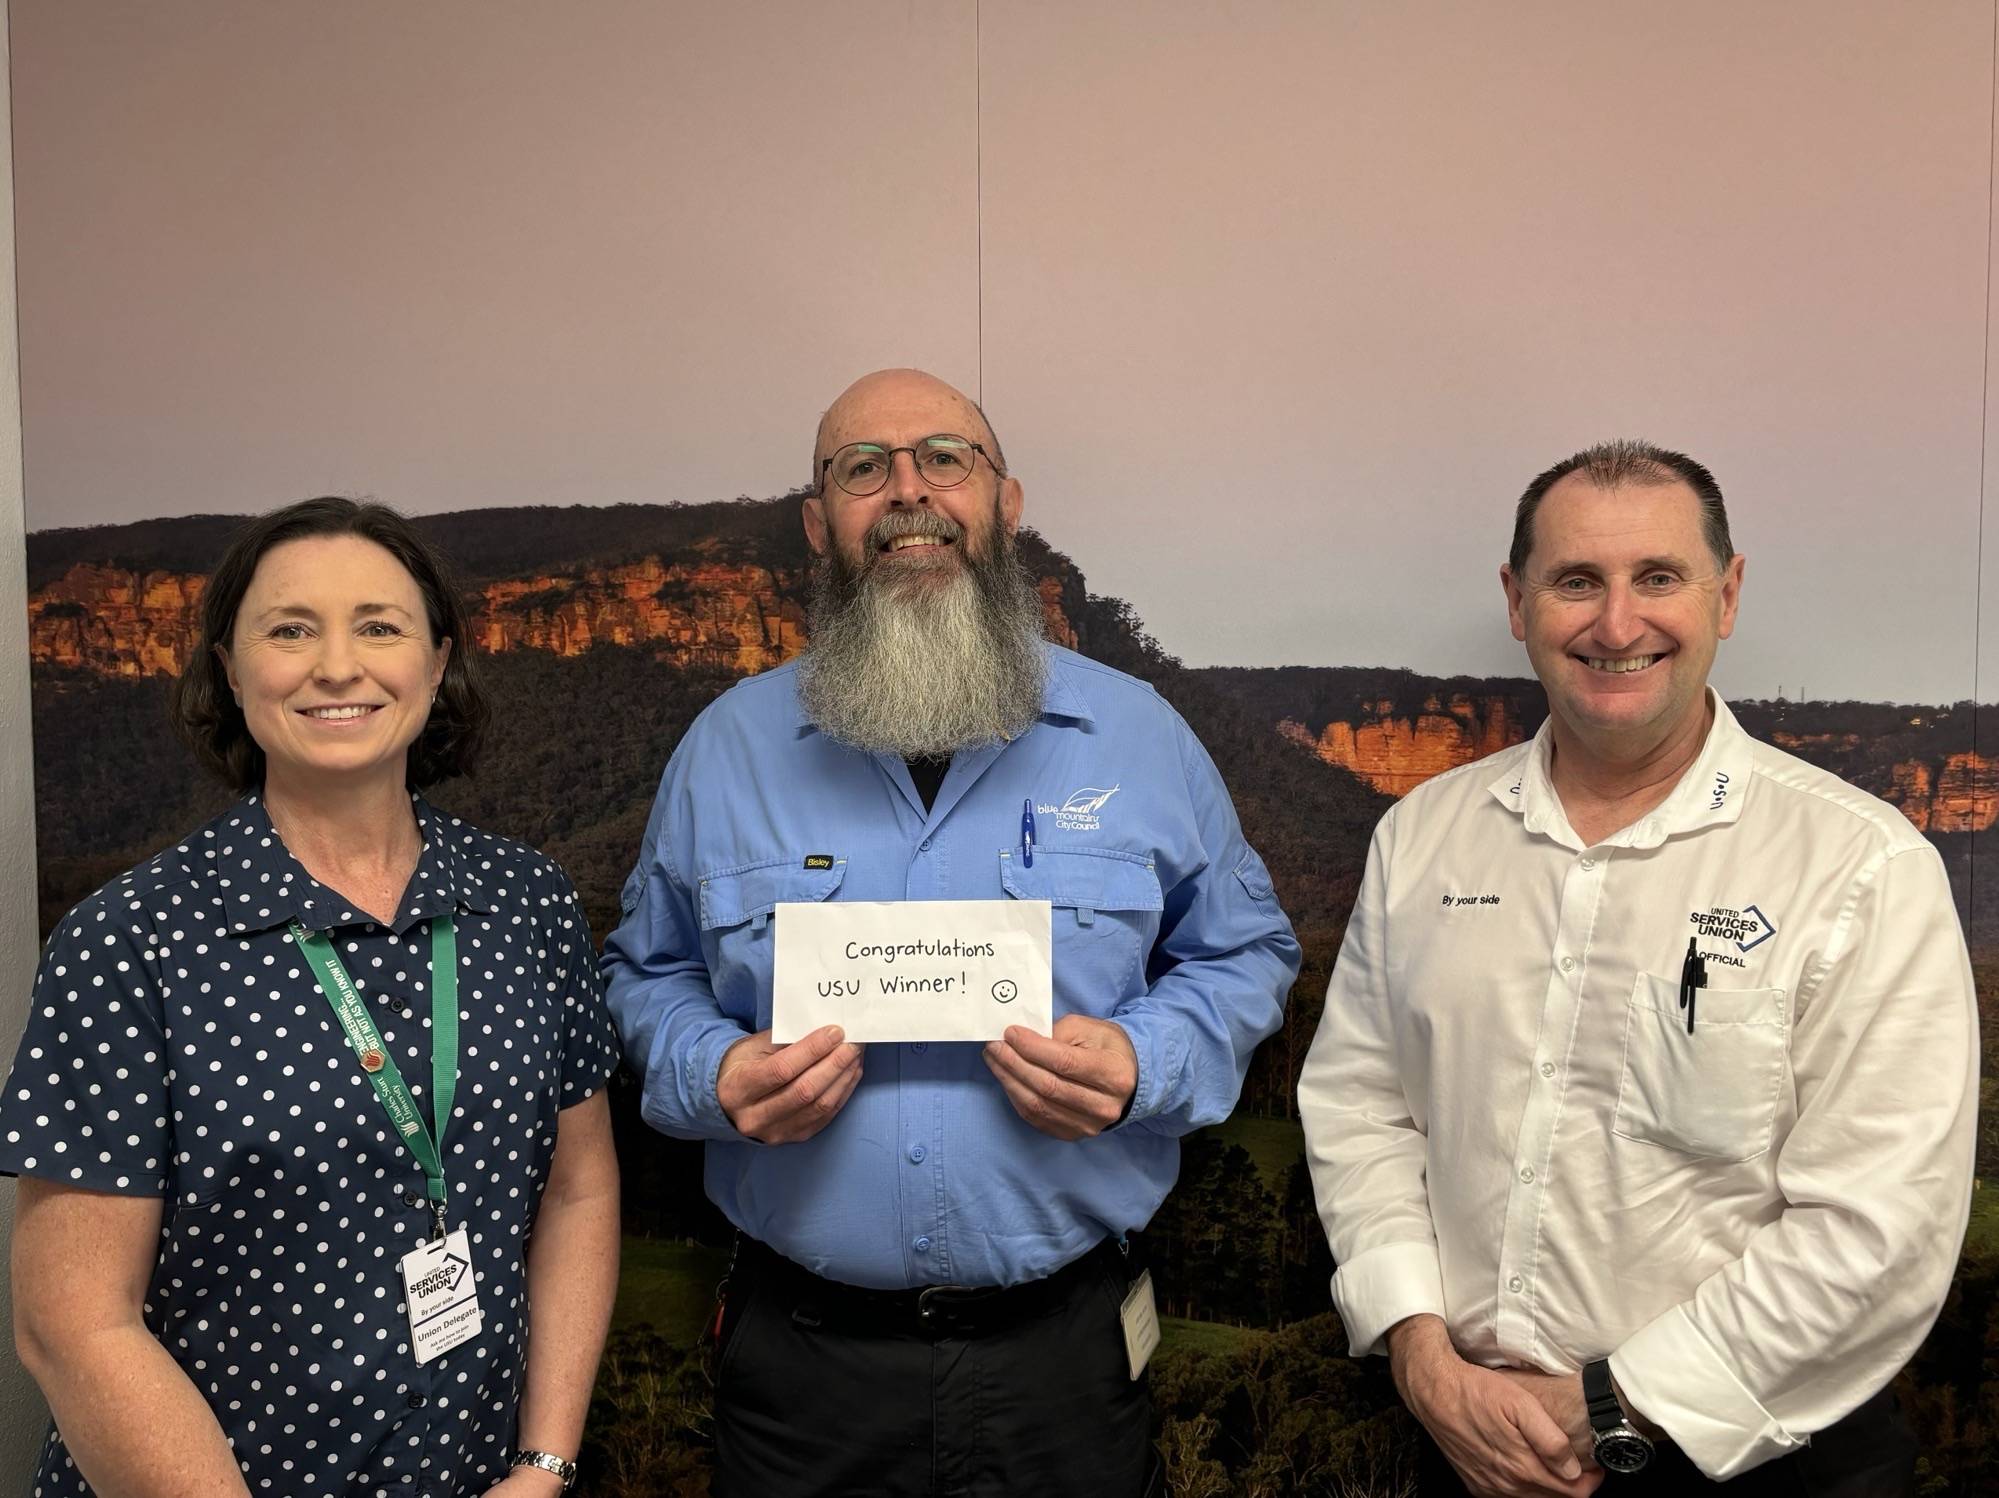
left=1509, top=439, right=1734, bottom=576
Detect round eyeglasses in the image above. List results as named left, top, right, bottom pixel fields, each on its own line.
left=820, top=434, right=1001, bottom=497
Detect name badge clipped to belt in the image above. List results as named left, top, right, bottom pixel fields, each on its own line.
left=1120, top=1269, right=1160, bottom=1380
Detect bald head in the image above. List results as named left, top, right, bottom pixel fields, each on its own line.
left=811, top=368, right=1007, bottom=489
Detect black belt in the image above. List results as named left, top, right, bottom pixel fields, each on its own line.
left=735, top=1235, right=1128, bottom=1340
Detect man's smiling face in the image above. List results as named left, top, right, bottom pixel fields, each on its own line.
left=803, top=368, right=1022, bottom=588
left=792, top=368, right=1047, bottom=758
left=1502, top=473, right=1743, bottom=765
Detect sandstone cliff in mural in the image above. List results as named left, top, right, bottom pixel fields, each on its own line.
left=471, top=565, right=1078, bottom=664
left=1278, top=694, right=1524, bottom=797
left=29, top=565, right=206, bottom=677
left=473, top=560, right=809, bottom=672
left=1880, top=753, right=1999, bottom=834
left=1261, top=685, right=1998, bottom=833
left=27, top=545, right=1079, bottom=678
left=28, top=558, right=815, bottom=677
left=24, top=501, right=1983, bottom=842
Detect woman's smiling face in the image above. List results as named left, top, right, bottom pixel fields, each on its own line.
left=219, top=533, right=449, bottom=792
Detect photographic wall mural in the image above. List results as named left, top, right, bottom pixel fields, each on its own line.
left=14, top=3, right=1999, bottom=1492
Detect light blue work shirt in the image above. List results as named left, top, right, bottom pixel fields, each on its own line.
left=603, top=645, right=1300, bottom=1289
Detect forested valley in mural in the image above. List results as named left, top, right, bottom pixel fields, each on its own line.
left=26, top=497, right=1999, bottom=1496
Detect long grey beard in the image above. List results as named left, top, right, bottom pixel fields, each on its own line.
left=797, top=513, right=1049, bottom=757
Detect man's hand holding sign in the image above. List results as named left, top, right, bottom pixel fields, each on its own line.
left=716, top=1025, right=864, bottom=1145
left=984, top=1018, right=1138, bottom=1141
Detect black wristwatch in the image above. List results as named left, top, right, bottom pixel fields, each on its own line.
left=1582, top=1358, right=1654, bottom=1474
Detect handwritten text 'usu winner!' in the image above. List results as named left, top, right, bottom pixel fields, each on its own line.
left=772, top=899, right=1053, bottom=1043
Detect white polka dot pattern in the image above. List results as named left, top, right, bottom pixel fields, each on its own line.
left=0, top=793, right=622, bottom=1497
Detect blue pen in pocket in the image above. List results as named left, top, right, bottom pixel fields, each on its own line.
left=1020, top=798, right=1035, bottom=868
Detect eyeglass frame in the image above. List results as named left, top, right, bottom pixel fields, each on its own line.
left=817, top=433, right=1007, bottom=498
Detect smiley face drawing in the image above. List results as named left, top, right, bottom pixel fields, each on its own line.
left=990, top=979, right=1019, bottom=1004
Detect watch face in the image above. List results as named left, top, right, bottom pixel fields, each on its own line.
left=1596, top=1431, right=1653, bottom=1474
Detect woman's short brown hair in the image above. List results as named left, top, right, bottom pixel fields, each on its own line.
left=168, top=497, right=489, bottom=790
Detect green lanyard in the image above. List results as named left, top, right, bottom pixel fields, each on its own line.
left=290, top=915, right=459, bottom=1238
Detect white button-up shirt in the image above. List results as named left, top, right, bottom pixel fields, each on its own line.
left=1298, top=693, right=1976, bottom=1479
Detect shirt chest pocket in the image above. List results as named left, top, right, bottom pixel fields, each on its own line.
left=1612, top=972, right=1789, bottom=1163
left=698, top=857, right=848, bottom=1029
left=999, top=847, right=1164, bottom=1011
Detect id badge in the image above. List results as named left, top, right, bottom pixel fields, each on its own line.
left=1120, top=1268, right=1160, bottom=1380
left=401, top=1227, right=482, bottom=1364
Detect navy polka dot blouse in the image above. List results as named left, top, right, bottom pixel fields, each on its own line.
left=0, top=794, right=621, bottom=1496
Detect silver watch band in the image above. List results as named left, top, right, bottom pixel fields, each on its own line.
left=510, top=1450, right=578, bottom=1491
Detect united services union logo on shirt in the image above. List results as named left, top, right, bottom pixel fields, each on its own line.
left=1037, top=784, right=1121, bottom=832
left=1688, top=901, right=1777, bottom=954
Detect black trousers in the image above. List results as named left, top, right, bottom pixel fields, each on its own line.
left=1418, top=1384, right=1917, bottom=1497
left=711, top=1239, right=1163, bottom=1498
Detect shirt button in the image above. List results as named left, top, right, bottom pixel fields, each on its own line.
left=1539, top=1062, right=1555, bottom=1078
left=1580, top=857, right=1596, bottom=870
left=1518, top=1166, right=1535, bottom=1184
left=407, top=1393, right=427, bottom=1409
left=911, top=1043, right=927, bottom=1054
left=913, top=1236, right=932, bottom=1254
left=919, top=838, right=932, bottom=851
left=908, top=1145, right=927, bottom=1164
left=1508, top=1275, right=1525, bottom=1293
left=1559, top=956, right=1575, bottom=973
left=401, top=1189, right=424, bottom=1208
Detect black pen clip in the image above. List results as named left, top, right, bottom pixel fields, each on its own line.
left=1679, top=936, right=1707, bottom=1035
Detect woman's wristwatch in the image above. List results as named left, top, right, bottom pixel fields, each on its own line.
left=510, top=1450, right=579, bottom=1491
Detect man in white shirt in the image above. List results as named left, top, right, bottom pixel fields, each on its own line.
left=1297, top=440, right=1976, bottom=1496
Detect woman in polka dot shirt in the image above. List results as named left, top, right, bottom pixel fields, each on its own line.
left=3, top=498, right=622, bottom=1497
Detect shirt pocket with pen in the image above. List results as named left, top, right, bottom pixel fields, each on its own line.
left=999, top=847, right=1164, bottom=1010
left=698, top=856, right=848, bottom=1030
left=1612, top=972, right=1789, bottom=1163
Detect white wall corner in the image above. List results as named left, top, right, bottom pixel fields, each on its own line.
left=0, top=0, right=55, bottom=1479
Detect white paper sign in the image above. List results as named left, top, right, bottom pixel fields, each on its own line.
left=771, top=899, right=1052, bottom=1043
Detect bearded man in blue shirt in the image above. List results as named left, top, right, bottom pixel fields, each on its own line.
left=604, top=368, right=1300, bottom=1498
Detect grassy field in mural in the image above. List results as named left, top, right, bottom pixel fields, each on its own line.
left=610, top=1239, right=729, bottom=1339
left=24, top=498, right=1999, bottom=1494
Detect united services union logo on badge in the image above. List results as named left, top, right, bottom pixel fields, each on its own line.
left=1038, top=784, right=1121, bottom=832
left=1688, top=902, right=1777, bottom=954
